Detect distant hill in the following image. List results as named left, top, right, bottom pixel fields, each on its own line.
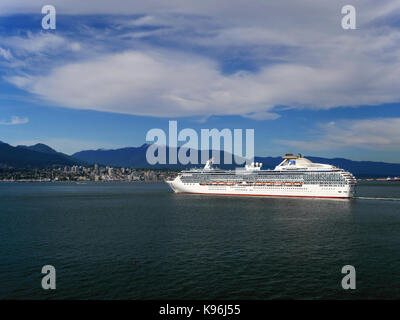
left=72, top=144, right=239, bottom=169
left=17, top=143, right=58, bottom=154
left=72, top=144, right=151, bottom=168
left=72, top=144, right=400, bottom=177
left=308, top=156, right=400, bottom=178
left=0, top=141, right=84, bottom=168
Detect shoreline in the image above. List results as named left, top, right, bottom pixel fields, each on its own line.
left=0, top=180, right=166, bottom=183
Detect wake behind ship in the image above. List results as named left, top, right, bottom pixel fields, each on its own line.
left=166, top=154, right=357, bottom=199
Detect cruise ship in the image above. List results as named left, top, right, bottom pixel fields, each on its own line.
left=166, top=154, right=357, bottom=199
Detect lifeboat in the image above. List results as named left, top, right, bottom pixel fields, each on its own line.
left=293, top=182, right=302, bottom=186
left=274, top=182, right=282, bottom=186
left=284, top=182, right=292, bottom=186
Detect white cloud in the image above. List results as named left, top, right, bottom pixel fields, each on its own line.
left=0, top=47, right=13, bottom=60
left=1, top=0, right=398, bottom=20
left=70, top=42, right=81, bottom=52
left=241, top=111, right=280, bottom=120
left=2, top=1, right=400, bottom=119
left=1, top=32, right=82, bottom=57
left=277, top=118, right=400, bottom=151
left=7, top=46, right=400, bottom=118
left=3, top=32, right=66, bottom=55
left=0, top=116, right=29, bottom=125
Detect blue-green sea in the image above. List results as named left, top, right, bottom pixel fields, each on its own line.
left=0, top=181, right=399, bottom=299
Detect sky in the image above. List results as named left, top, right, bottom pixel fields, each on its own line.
left=0, top=1, right=400, bottom=162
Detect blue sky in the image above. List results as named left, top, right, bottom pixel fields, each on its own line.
left=0, top=1, right=400, bottom=162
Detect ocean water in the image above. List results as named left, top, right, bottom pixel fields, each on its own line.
left=0, top=181, right=399, bottom=299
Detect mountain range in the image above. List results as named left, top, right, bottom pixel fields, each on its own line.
left=1, top=140, right=400, bottom=177
left=0, top=141, right=84, bottom=168
left=72, top=145, right=400, bottom=177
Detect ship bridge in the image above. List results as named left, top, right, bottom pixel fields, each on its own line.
left=274, top=154, right=335, bottom=171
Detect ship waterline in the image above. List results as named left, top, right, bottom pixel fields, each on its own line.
left=166, top=154, right=357, bottom=199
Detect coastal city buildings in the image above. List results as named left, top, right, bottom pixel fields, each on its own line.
left=0, top=165, right=178, bottom=182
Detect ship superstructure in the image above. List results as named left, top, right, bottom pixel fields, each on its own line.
left=166, top=154, right=356, bottom=199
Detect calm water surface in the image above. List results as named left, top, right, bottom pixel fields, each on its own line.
left=0, top=181, right=399, bottom=299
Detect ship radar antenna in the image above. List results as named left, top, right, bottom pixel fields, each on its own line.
left=204, top=158, right=216, bottom=170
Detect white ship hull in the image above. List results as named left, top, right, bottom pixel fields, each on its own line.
left=166, top=178, right=355, bottom=199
